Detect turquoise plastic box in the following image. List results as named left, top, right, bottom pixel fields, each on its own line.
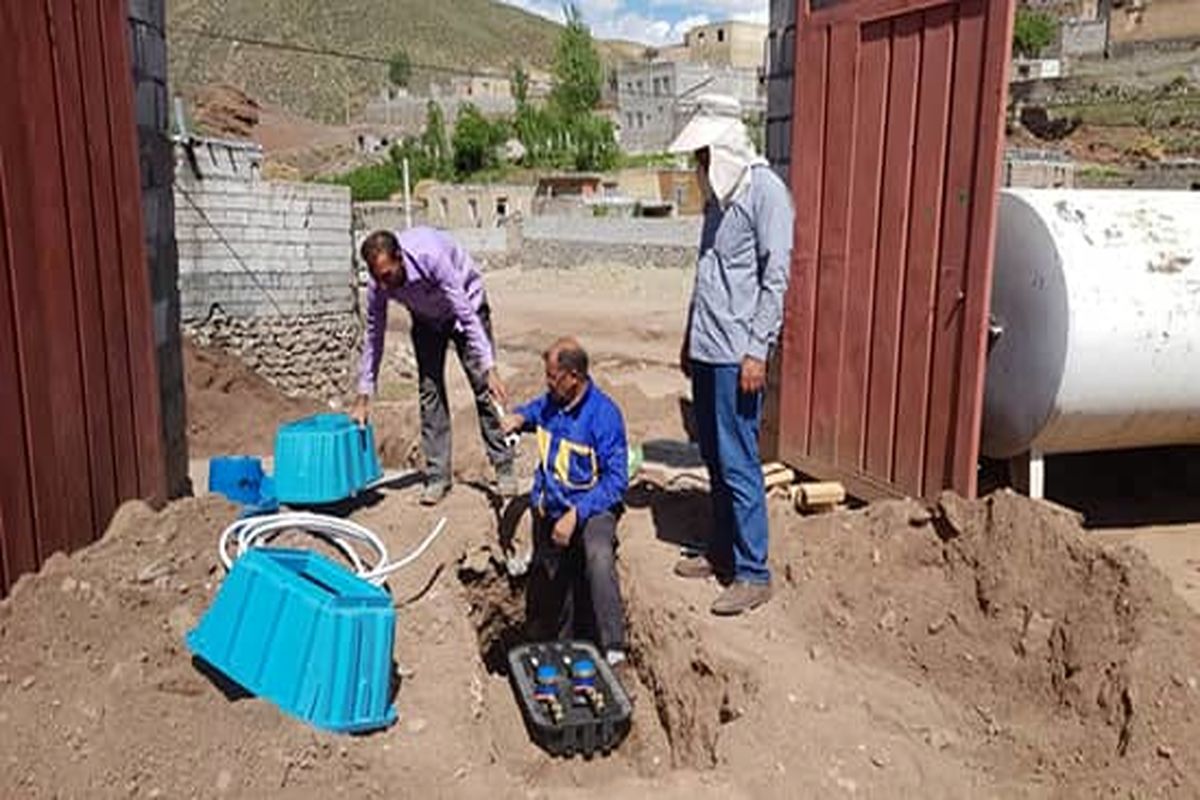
left=186, top=548, right=397, bottom=734
left=273, top=413, right=382, bottom=505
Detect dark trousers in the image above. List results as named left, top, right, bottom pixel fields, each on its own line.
left=692, top=362, right=771, bottom=584
left=526, top=511, right=627, bottom=654
left=410, top=301, right=510, bottom=483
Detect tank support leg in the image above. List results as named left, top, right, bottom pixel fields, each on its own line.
left=1010, top=449, right=1045, bottom=499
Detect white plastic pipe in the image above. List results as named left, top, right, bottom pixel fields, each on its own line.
left=218, top=512, right=447, bottom=586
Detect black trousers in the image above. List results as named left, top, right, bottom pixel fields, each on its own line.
left=410, top=301, right=511, bottom=483
left=525, top=510, right=627, bottom=654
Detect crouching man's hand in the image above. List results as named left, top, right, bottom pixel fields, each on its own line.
left=501, top=413, right=526, bottom=436
left=552, top=507, right=578, bottom=548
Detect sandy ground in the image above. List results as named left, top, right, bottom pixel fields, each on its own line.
left=6, top=262, right=1200, bottom=798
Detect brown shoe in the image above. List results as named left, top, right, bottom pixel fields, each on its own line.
left=674, top=555, right=715, bottom=579
left=711, top=581, right=772, bottom=617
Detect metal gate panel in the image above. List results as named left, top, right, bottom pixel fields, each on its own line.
left=0, top=0, right=166, bottom=595
left=774, top=0, right=1015, bottom=499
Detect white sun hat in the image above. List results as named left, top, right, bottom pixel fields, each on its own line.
left=668, top=94, right=744, bottom=154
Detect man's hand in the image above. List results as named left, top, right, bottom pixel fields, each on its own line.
left=487, top=369, right=508, bottom=406
left=350, top=394, right=371, bottom=426
left=552, top=507, right=578, bottom=548
left=501, top=413, right=526, bottom=436
left=679, top=338, right=692, bottom=379
left=739, top=356, right=767, bottom=394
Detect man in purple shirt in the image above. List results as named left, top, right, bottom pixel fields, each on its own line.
left=353, top=228, right=516, bottom=505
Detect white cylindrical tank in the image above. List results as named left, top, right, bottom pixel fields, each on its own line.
left=982, top=189, right=1200, bottom=459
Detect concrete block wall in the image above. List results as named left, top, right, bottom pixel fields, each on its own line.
left=765, top=0, right=796, bottom=183
left=129, top=0, right=189, bottom=497
left=176, top=175, right=360, bottom=399
left=1061, top=18, right=1109, bottom=58
left=520, top=216, right=700, bottom=271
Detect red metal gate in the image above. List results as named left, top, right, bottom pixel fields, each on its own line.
left=774, top=0, right=1015, bottom=499
left=0, top=0, right=165, bottom=595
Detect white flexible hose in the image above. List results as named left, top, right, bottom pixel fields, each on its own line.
left=218, top=512, right=448, bottom=586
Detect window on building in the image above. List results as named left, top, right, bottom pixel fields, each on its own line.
left=717, top=28, right=725, bottom=43
left=439, top=197, right=449, bottom=220
left=468, top=198, right=479, bottom=226
left=496, top=197, right=508, bottom=218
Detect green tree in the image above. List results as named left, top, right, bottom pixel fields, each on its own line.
left=511, top=62, right=530, bottom=108
left=550, top=4, right=603, bottom=116
left=1012, top=9, right=1058, bottom=58
left=452, top=104, right=506, bottom=177
left=421, top=100, right=452, bottom=179
left=388, top=49, right=412, bottom=88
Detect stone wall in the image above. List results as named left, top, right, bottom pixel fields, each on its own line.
left=129, top=0, right=189, bottom=496
left=176, top=157, right=359, bottom=400
left=184, top=309, right=360, bottom=398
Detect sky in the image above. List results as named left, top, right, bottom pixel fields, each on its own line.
left=497, top=0, right=769, bottom=46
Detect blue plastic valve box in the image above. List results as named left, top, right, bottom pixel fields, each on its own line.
left=208, top=456, right=266, bottom=505
left=273, top=413, right=383, bottom=505
left=186, top=548, right=397, bottom=734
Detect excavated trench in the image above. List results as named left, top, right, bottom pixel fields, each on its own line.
left=454, top=506, right=757, bottom=770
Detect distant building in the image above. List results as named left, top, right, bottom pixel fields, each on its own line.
left=615, top=167, right=705, bottom=216
left=679, top=21, right=768, bottom=70
left=448, top=71, right=511, bottom=101
left=1010, top=58, right=1064, bottom=83
left=1004, top=149, right=1076, bottom=189
left=412, top=181, right=535, bottom=229
left=616, top=61, right=764, bottom=154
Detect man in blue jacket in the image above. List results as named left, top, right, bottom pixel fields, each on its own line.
left=502, top=338, right=629, bottom=668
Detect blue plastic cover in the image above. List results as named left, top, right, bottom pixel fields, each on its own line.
left=273, top=414, right=383, bottom=505
left=208, top=456, right=265, bottom=505
left=186, top=548, right=397, bottom=734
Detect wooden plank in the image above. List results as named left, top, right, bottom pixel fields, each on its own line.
left=890, top=5, right=955, bottom=496
left=863, top=13, right=921, bottom=481
left=837, top=19, right=890, bottom=471
left=0, top=143, right=39, bottom=593
left=50, top=0, right=117, bottom=543
left=781, top=452, right=905, bottom=503
left=7, top=0, right=92, bottom=561
left=922, top=0, right=986, bottom=496
left=778, top=23, right=829, bottom=459
left=809, top=21, right=859, bottom=463
left=99, top=0, right=167, bottom=504
left=77, top=0, right=139, bottom=500
left=950, top=0, right=1018, bottom=496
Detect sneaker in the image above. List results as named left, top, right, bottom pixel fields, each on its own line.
left=496, top=463, right=520, bottom=498
left=673, top=554, right=730, bottom=581
left=419, top=480, right=451, bottom=506
left=710, top=580, right=772, bottom=617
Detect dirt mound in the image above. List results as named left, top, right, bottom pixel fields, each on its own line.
left=185, top=340, right=320, bottom=457
left=191, top=84, right=261, bottom=140
left=775, top=490, right=1200, bottom=795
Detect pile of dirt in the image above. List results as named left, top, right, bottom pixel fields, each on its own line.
left=185, top=340, right=321, bottom=457
left=773, top=490, right=1200, bottom=795
left=190, top=84, right=261, bottom=140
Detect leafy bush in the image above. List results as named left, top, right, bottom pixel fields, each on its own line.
left=327, top=163, right=401, bottom=202
left=1013, top=9, right=1058, bottom=58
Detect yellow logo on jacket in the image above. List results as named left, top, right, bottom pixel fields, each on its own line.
left=536, top=427, right=598, bottom=490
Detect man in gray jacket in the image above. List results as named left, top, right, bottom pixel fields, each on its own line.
left=670, top=95, right=795, bottom=616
